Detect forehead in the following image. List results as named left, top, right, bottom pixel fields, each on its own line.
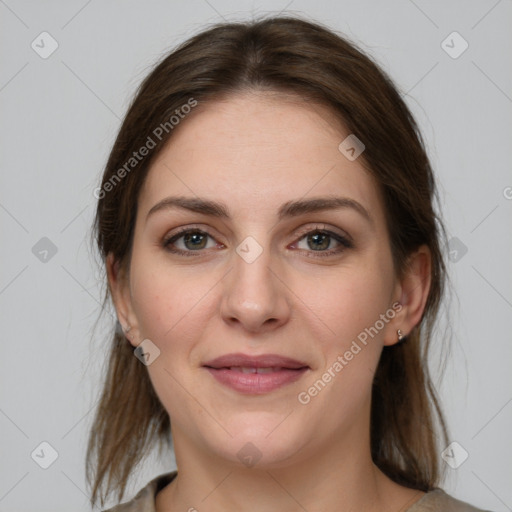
left=138, top=91, right=385, bottom=225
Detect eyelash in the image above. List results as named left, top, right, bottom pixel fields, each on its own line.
left=162, top=225, right=354, bottom=258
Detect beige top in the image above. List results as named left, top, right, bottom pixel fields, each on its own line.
left=103, top=471, right=491, bottom=512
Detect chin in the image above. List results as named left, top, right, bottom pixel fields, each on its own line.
left=206, top=414, right=308, bottom=469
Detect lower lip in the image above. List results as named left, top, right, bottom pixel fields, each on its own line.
left=205, top=367, right=308, bottom=394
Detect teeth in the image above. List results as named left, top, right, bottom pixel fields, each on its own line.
left=255, top=367, right=275, bottom=374
left=229, top=367, right=282, bottom=374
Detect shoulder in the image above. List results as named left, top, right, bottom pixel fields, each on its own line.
left=102, top=471, right=177, bottom=512
left=408, top=488, right=493, bottom=512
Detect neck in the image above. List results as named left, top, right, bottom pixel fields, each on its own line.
left=156, top=425, right=424, bottom=512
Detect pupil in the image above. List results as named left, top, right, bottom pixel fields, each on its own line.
left=308, top=233, right=329, bottom=251
left=184, top=232, right=206, bottom=250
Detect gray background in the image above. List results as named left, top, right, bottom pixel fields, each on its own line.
left=1, top=1, right=511, bottom=511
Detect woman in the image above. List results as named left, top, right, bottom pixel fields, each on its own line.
left=87, top=15, right=490, bottom=512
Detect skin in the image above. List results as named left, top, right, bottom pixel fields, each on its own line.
left=108, top=91, right=432, bottom=512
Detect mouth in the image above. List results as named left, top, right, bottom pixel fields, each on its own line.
left=202, top=353, right=310, bottom=394
left=216, top=366, right=299, bottom=373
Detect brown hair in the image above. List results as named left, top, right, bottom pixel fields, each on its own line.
left=87, top=15, right=449, bottom=508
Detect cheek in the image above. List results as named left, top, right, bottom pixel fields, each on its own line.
left=295, top=263, right=393, bottom=346
left=129, top=257, right=217, bottom=347
left=292, top=261, right=395, bottom=413
left=129, top=261, right=219, bottom=426
left=294, top=268, right=390, bottom=427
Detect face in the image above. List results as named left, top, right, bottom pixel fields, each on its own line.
left=109, top=91, right=425, bottom=469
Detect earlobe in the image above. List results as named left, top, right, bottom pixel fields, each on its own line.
left=382, top=300, right=406, bottom=347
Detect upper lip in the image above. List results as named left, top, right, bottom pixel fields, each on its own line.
left=203, top=353, right=309, bottom=369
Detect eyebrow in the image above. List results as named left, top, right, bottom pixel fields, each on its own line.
left=146, top=195, right=372, bottom=224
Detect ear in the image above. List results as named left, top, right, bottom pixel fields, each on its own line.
left=383, top=245, right=432, bottom=347
left=106, top=252, right=139, bottom=347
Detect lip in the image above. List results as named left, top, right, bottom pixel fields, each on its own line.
left=203, top=353, right=308, bottom=369
left=203, top=353, right=310, bottom=395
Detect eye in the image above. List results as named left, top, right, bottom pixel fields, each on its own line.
left=163, top=228, right=222, bottom=256
left=291, top=228, right=353, bottom=257
left=162, top=225, right=353, bottom=258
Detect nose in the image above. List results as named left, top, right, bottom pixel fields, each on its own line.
left=220, top=243, right=291, bottom=334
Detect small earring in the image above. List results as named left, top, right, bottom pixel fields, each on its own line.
left=124, top=325, right=132, bottom=333
left=397, top=329, right=404, bottom=342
